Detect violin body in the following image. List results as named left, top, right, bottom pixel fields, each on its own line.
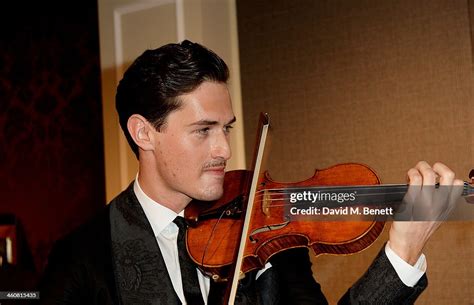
left=185, top=163, right=384, bottom=281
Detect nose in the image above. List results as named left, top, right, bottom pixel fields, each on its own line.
left=211, top=131, right=232, bottom=161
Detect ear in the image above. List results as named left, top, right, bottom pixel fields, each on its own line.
left=127, top=114, right=156, bottom=152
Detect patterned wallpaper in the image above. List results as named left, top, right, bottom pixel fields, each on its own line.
left=0, top=1, right=105, bottom=280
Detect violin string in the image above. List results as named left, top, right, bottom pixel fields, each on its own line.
left=250, top=183, right=472, bottom=196
left=253, top=184, right=409, bottom=195
left=251, top=180, right=472, bottom=196
left=200, top=207, right=228, bottom=267
left=250, top=191, right=408, bottom=208
left=252, top=190, right=408, bottom=200
left=252, top=191, right=408, bottom=200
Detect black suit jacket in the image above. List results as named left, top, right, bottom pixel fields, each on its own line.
left=39, top=184, right=426, bottom=305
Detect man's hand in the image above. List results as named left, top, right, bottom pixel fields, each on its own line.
left=388, top=161, right=463, bottom=265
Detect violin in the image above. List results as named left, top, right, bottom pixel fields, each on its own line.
left=183, top=113, right=473, bottom=305
left=185, top=164, right=386, bottom=279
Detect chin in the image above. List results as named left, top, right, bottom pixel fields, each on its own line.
left=197, top=186, right=224, bottom=201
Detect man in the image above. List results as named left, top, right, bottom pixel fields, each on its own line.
left=39, top=40, right=463, bottom=305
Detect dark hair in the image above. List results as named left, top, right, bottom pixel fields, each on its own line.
left=115, top=40, right=229, bottom=158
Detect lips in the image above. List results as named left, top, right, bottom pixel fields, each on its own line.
left=204, top=166, right=226, bottom=176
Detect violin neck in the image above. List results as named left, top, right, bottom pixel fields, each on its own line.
left=284, top=182, right=473, bottom=204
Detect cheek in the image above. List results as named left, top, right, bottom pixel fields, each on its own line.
left=156, top=140, right=180, bottom=178
left=162, top=137, right=201, bottom=176
left=176, top=137, right=206, bottom=162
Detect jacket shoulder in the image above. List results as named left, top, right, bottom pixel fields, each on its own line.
left=38, top=206, right=116, bottom=305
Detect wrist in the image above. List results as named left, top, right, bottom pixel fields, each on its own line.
left=388, top=236, right=423, bottom=266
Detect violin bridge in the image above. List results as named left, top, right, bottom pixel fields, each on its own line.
left=262, top=189, right=271, bottom=217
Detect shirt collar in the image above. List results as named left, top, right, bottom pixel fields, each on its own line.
left=133, top=176, right=183, bottom=237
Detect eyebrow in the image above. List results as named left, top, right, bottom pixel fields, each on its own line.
left=188, top=116, right=236, bottom=127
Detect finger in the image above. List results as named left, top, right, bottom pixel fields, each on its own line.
left=406, top=167, right=422, bottom=186
left=413, top=162, right=436, bottom=219
left=437, top=181, right=462, bottom=222
left=432, top=163, right=459, bottom=220
left=415, top=161, right=437, bottom=186
left=430, top=162, right=455, bottom=220
left=448, top=179, right=464, bottom=211
left=403, top=167, right=422, bottom=220
left=432, top=162, right=455, bottom=186
left=405, top=166, right=423, bottom=207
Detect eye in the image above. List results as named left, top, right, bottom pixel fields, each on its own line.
left=196, top=127, right=210, bottom=136
left=224, top=125, right=234, bottom=134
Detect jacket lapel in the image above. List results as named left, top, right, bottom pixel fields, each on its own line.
left=109, top=184, right=181, bottom=305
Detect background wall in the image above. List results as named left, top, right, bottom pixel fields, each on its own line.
left=0, top=0, right=105, bottom=285
left=237, top=0, right=473, bottom=304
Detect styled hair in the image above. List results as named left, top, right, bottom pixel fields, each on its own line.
left=115, top=40, right=229, bottom=158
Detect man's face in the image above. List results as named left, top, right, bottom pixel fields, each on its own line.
left=150, top=81, right=235, bottom=204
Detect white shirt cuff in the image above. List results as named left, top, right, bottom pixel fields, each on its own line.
left=255, top=262, right=272, bottom=280
left=385, top=241, right=426, bottom=287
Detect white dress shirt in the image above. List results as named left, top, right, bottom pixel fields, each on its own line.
left=134, top=179, right=210, bottom=305
left=134, top=178, right=426, bottom=305
left=385, top=241, right=426, bottom=287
